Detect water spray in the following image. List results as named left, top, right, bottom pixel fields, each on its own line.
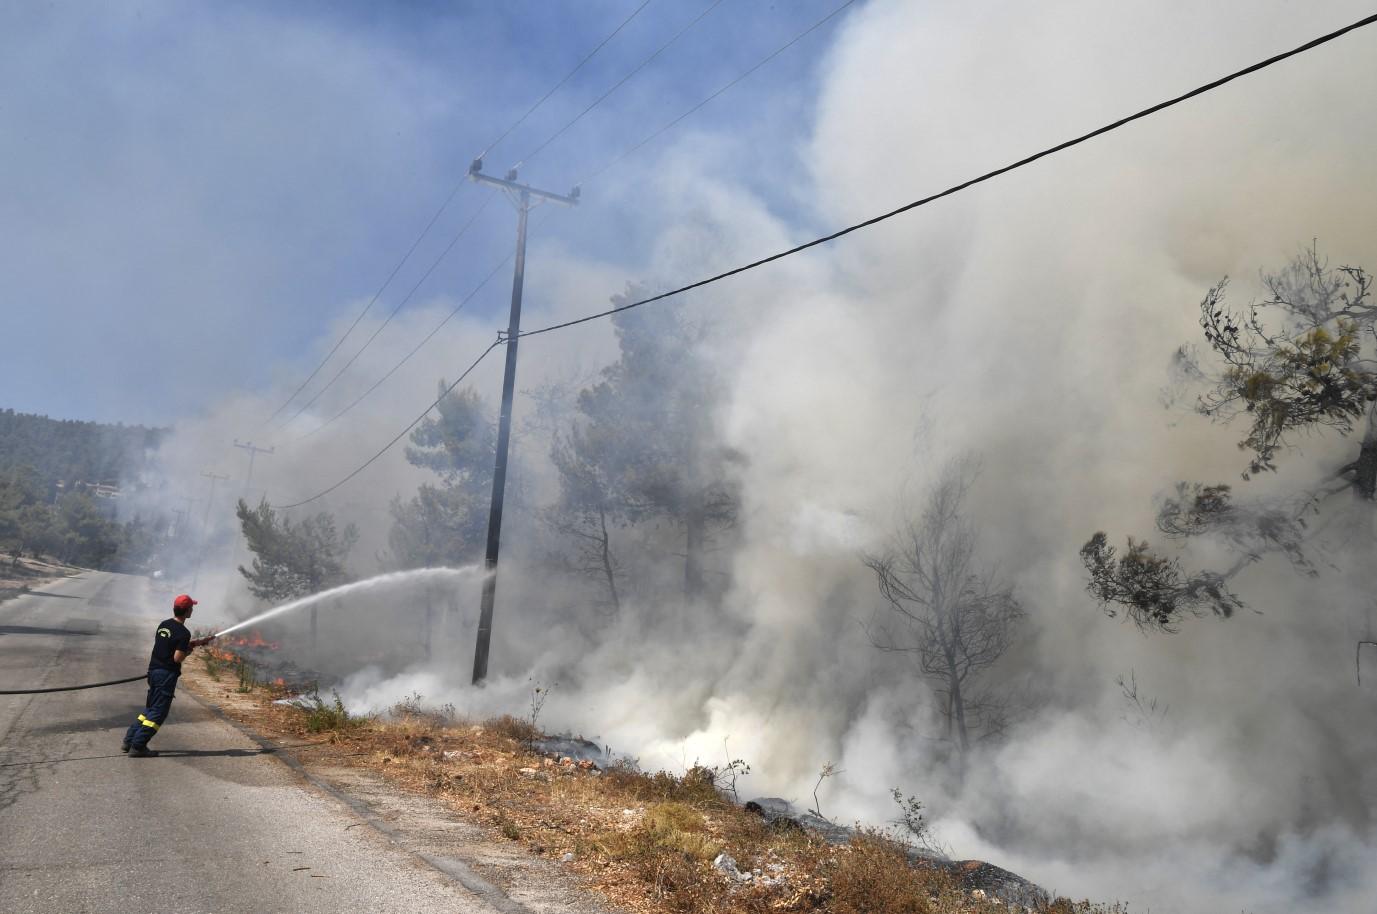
left=208, top=566, right=483, bottom=640
left=0, top=566, right=484, bottom=695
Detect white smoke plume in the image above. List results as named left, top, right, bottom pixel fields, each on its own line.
left=137, top=3, right=1377, bottom=911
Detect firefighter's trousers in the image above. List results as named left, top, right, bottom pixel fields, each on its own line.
left=125, top=668, right=178, bottom=750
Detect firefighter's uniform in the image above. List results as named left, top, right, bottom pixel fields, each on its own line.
left=123, top=609, right=193, bottom=755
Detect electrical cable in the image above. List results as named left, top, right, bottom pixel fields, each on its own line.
left=0, top=673, right=147, bottom=695
left=477, top=0, right=656, bottom=159
left=515, top=0, right=728, bottom=169
left=290, top=208, right=561, bottom=443
left=285, top=0, right=826, bottom=440
left=261, top=3, right=655, bottom=428
left=579, top=0, right=857, bottom=187
left=269, top=0, right=665, bottom=434
left=276, top=193, right=496, bottom=431
left=291, top=257, right=510, bottom=443
left=288, top=0, right=799, bottom=433
left=519, top=11, right=1377, bottom=340
left=277, top=341, right=502, bottom=509
left=276, top=11, right=1377, bottom=508
left=259, top=181, right=470, bottom=428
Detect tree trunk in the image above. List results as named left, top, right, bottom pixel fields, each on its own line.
left=423, top=588, right=434, bottom=662
left=597, top=506, right=621, bottom=615
left=1355, top=402, right=1377, bottom=500
left=945, top=648, right=970, bottom=758
left=684, top=507, right=706, bottom=600
left=446, top=587, right=461, bottom=629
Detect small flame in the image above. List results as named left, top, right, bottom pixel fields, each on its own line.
left=223, top=629, right=280, bottom=650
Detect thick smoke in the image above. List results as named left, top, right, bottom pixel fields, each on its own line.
left=143, top=2, right=1377, bottom=911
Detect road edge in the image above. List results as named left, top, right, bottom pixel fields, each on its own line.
left=183, top=688, right=535, bottom=914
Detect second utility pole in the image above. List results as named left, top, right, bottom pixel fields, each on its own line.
left=468, top=158, right=579, bottom=685
left=191, top=471, right=229, bottom=592
left=228, top=440, right=273, bottom=600
left=232, top=440, right=275, bottom=496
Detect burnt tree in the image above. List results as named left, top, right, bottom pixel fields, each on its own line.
left=865, top=459, right=1024, bottom=761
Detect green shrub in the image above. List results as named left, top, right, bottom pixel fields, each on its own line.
left=201, top=651, right=225, bottom=681
left=234, top=657, right=257, bottom=693
left=291, top=690, right=364, bottom=733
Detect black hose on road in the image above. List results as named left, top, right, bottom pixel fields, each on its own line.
left=0, top=673, right=146, bottom=695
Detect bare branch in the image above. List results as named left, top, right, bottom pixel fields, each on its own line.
left=865, top=457, right=1023, bottom=759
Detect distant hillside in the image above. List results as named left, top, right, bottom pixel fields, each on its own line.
left=0, top=408, right=166, bottom=490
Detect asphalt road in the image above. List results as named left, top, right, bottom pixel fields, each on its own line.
left=0, top=571, right=502, bottom=914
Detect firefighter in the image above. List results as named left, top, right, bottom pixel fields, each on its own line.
left=123, top=593, right=210, bottom=757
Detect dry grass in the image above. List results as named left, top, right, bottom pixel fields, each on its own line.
left=182, top=656, right=1113, bottom=914
left=485, top=713, right=539, bottom=743
left=827, top=831, right=961, bottom=914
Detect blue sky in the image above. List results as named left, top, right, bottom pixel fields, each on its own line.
left=0, top=0, right=849, bottom=424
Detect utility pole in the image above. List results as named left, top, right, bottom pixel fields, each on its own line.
left=191, top=471, right=230, bottom=592
left=171, top=506, right=189, bottom=539
left=232, top=440, right=275, bottom=496
left=172, top=495, right=196, bottom=537
left=467, top=158, right=579, bottom=684
left=229, top=440, right=274, bottom=591
left=198, top=471, right=230, bottom=529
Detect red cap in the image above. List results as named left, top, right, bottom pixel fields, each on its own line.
left=173, top=594, right=198, bottom=612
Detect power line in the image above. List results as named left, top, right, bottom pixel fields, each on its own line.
left=276, top=193, right=496, bottom=431
left=520, top=11, right=1377, bottom=340
left=259, top=180, right=470, bottom=427
left=288, top=254, right=508, bottom=443
left=287, top=0, right=848, bottom=440
left=477, top=0, right=656, bottom=159
left=275, top=11, right=1377, bottom=509
left=515, top=0, right=728, bottom=169
left=261, top=3, right=657, bottom=428
left=277, top=341, right=502, bottom=509
left=281, top=0, right=784, bottom=440
left=290, top=250, right=508, bottom=442
left=289, top=208, right=561, bottom=444
left=579, top=0, right=857, bottom=186
left=288, top=0, right=814, bottom=438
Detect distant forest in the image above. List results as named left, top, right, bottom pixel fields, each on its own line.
left=0, top=408, right=165, bottom=489
left=0, top=408, right=168, bottom=571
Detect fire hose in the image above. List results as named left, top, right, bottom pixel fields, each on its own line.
left=0, top=636, right=217, bottom=695
left=0, top=674, right=151, bottom=695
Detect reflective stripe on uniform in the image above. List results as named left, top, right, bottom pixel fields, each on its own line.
left=138, top=714, right=159, bottom=730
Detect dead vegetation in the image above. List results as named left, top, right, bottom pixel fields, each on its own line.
left=183, top=659, right=1113, bottom=914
